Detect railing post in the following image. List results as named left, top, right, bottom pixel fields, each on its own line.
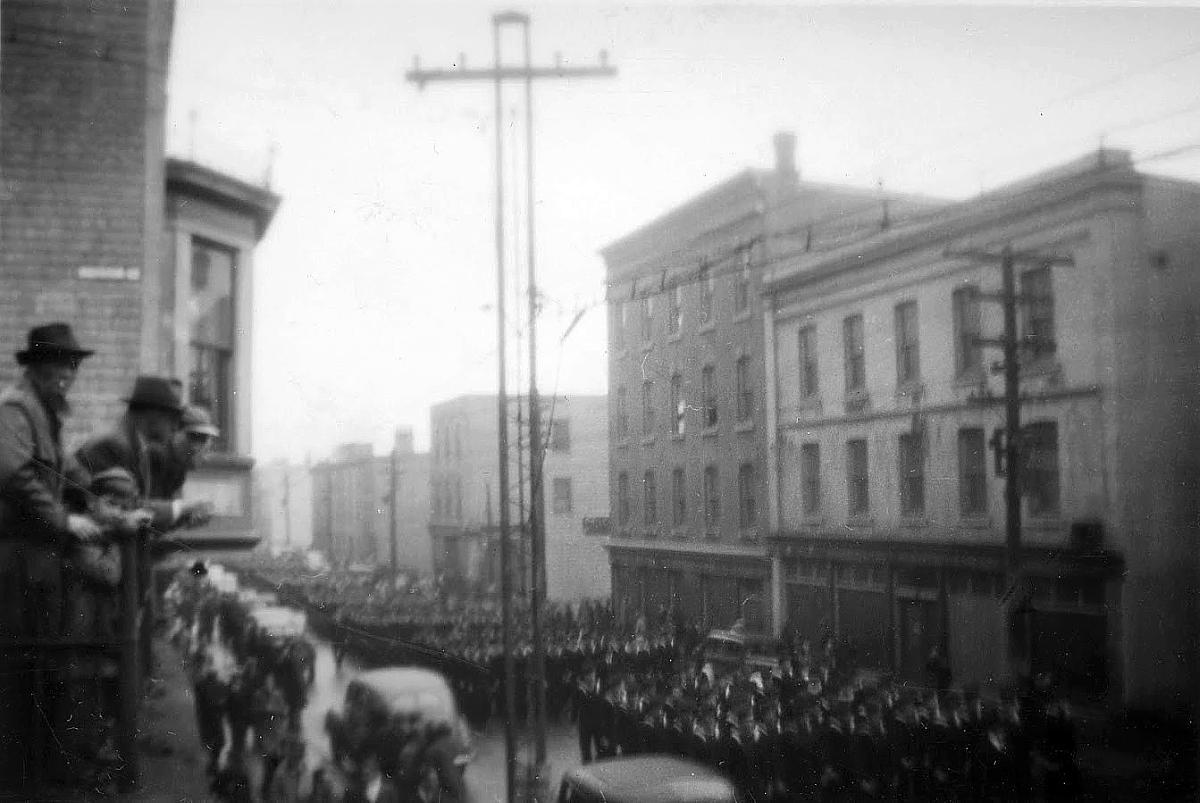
left=117, top=538, right=141, bottom=791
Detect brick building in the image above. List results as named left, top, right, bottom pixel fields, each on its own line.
left=429, top=394, right=610, bottom=601
left=763, top=150, right=1200, bottom=711
left=1, top=0, right=279, bottom=548
left=601, top=132, right=944, bottom=633
left=310, top=431, right=432, bottom=572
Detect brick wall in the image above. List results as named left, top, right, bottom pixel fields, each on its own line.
left=0, top=0, right=172, bottom=445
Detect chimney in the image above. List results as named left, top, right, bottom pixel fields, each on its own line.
left=773, top=130, right=798, bottom=179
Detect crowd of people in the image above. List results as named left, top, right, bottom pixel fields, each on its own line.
left=0, top=323, right=219, bottom=795
left=246, top=560, right=1084, bottom=801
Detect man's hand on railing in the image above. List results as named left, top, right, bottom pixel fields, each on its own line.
left=67, top=512, right=104, bottom=543
left=180, top=500, right=216, bottom=529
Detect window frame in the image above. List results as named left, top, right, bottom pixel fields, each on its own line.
left=702, top=465, right=720, bottom=535
left=552, top=477, right=573, bottom=514
left=701, top=365, right=718, bottom=429
left=800, top=442, right=821, bottom=515
left=671, top=467, right=687, bottom=527
left=642, top=469, right=658, bottom=526
left=669, top=373, right=685, bottom=436
left=957, top=427, right=988, bottom=516
left=798, top=325, right=819, bottom=399
left=952, top=286, right=982, bottom=378
left=641, top=380, right=655, bottom=436
left=1021, top=266, right=1057, bottom=361
left=898, top=431, right=925, bottom=516
left=846, top=438, right=870, bottom=517
left=667, top=284, right=682, bottom=336
left=617, top=472, right=630, bottom=526
left=615, top=386, right=628, bottom=439
left=843, top=314, right=866, bottom=394
left=1022, top=420, right=1060, bottom=516
left=735, top=356, right=754, bottom=421
left=894, top=301, right=921, bottom=386
left=738, top=462, right=758, bottom=529
left=639, top=296, right=654, bottom=342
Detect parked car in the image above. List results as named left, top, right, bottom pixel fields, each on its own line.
left=325, top=667, right=472, bottom=781
left=558, top=756, right=740, bottom=803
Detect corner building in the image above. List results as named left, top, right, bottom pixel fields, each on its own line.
left=763, top=151, right=1200, bottom=712
left=601, top=133, right=944, bottom=634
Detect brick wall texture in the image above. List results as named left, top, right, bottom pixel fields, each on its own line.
left=1, top=0, right=172, bottom=444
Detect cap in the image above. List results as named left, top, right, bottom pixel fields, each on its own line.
left=182, top=405, right=220, bottom=438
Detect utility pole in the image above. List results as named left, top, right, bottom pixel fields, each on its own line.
left=946, top=245, right=1073, bottom=676
left=389, top=436, right=400, bottom=575
left=408, top=15, right=616, bottom=793
left=282, top=467, right=293, bottom=551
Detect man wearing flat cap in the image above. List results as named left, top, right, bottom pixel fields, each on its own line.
left=0, top=323, right=104, bottom=790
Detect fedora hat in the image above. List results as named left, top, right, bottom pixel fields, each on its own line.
left=182, top=405, right=220, bottom=438
left=123, top=375, right=183, bottom=414
left=15, top=322, right=94, bottom=365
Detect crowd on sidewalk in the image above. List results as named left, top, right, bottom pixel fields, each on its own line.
left=0, top=323, right=219, bottom=795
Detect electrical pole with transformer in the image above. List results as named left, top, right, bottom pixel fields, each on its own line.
left=408, top=16, right=616, bottom=800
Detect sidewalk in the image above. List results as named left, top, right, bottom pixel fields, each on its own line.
left=116, top=637, right=212, bottom=802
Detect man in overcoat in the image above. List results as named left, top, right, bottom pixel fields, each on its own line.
left=0, top=323, right=103, bottom=790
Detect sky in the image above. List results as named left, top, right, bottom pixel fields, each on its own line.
left=165, top=1, right=1200, bottom=463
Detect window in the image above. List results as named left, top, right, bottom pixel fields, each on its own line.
left=189, top=238, right=236, bottom=451
left=454, top=477, right=463, bottom=521
left=703, top=465, right=720, bottom=534
left=669, top=373, right=685, bottom=435
left=617, top=472, right=630, bottom=526
left=735, top=356, right=754, bottom=421
left=798, top=326, right=818, bottom=398
left=894, top=301, right=920, bottom=385
left=613, top=303, right=626, bottom=350
left=552, top=477, right=573, bottom=514
left=843, top=314, right=866, bottom=394
left=640, top=296, right=654, bottom=342
left=642, top=470, right=658, bottom=525
left=953, top=286, right=982, bottom=377
left=667, top=284, right=682, bottom=335
left=958, top=428, right=987, bottom=516
left=701, top=366, right=718, bottom=428
left=550, top=419, right=571, bottom=452
left=1023, top=421, right=1060, bottom=516
left=641, top=381, right=655, bottom=436
left=738, top=463, right=758, bottom=529
left=846, top=439, right=870, bottom=516
left=671, top=467, right=687, bottom=526
left=801, top=443, right=821, bottom=514
left=1021, top=267, right=1056, bottom=360
left=898, top=432, right=925, bottom=516
left=734, top=255, right=750, bottom=315
left=616, top=386, right=628, bottom=439
left=699, top=273, right=714, bottom=325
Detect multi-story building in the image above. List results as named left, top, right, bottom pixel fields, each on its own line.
left=310, top=431, right=432, bottom=572
left=429, top=394, right=610, bottom=601
left=0, top=0, right=278, bottom=549
left=601, top=132, right=944, bottom=633
left=763, top=150, right=1200, bottom=711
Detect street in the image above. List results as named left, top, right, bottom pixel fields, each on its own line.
left=293, top=615, right=580, bottom=802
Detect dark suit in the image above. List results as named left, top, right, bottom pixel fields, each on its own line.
left=0, top=380, right=86, bottom=789
left=75, top=417, right=176, bottom=531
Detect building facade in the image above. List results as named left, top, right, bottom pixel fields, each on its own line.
left=1, top=1, right=277, bottom=549
left=429, top=394, right=610, bottom=601
left=310, top=431, right=431, bottom=572
left=763, top=150, right=1200, bottom=712
left=256, top=460, right=315, bottom=552
left=601, top=132, right=943, bottom=633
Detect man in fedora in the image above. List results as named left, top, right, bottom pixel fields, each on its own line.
left=0, top=322, right=104, bottom=790
left=76, top=375, right=210, bottom=532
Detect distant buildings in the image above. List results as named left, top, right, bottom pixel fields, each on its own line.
left=256, top=460, right=314, bottom=552
left=310, top=430, right=432, bottom=572
left=601, top=132, right=943, bottom=633
left=429, top=394, right=610, bottom=601
left=0, top=0, right=278, bottom=549
left=763, top=150, right=1200, bottom=712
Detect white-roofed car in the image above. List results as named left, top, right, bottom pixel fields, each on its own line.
left=559, top=756, right=740, bottom=803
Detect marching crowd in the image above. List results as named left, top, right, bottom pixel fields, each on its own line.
left=249, top=563, right=1084, bottom=801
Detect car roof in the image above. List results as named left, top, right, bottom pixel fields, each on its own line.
left=350, top=667, right=457, bottom=721
left=563, top=757, right=737, bottom=803
left=249, top=606, right=306, bottom=636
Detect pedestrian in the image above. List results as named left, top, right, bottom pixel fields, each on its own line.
left=0, top=323, right=102, bottom=792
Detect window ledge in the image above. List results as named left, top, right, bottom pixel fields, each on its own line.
left=899, top=515, right=931, bottom=528
left=702, top=427, right=720, bottom=439
left=734, top=420, right=755, bottom=434
left=641, top=435, right=656, bottom=447
left=845, top=516, right=875, bottom=529
left=958, top=515, right=992, bottom=529
left=670, top=433, right=686, bottom=442
left=698, top=322, right=716, bottom=335
left=732, top=310, right=753, bottom=324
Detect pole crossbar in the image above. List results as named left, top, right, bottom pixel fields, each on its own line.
left=408, top=65, right=617, bottom=86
